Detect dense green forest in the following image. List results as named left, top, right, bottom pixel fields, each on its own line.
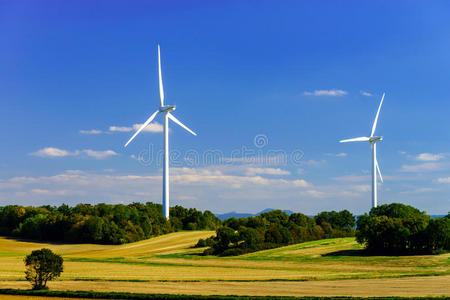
left=0, top=203, right=221, bottom=244
left=196, top=209, right=356, bottom=256
left=198, top=204, right=449, bottom=256
left=357, top=203, right=450, bottom=254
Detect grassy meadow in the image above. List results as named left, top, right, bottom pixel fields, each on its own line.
left=0, top=231, right=449, bottom=297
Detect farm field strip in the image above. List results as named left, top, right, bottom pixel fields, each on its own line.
left=1, top=276, right=449, bottom=297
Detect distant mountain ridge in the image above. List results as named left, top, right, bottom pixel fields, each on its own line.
left=215, top=208, right=294, bottom=220
left=215, top=212, right=447, bottom=221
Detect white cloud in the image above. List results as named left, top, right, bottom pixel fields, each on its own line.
left=360, top=91, right=372, bottom=97
left=82, top=150, right=118, bottom=159
left=304, top=89, right=348, bottom=97
left=222, top=154, right=287, bottom=166
left=400, top=187, right=437, bottom=194
left=301, top=190, right=326, bottom=198
left=7, top=163, right=424, bottom=213
left=300, top=159, right=325, bottom=166
left=108, top=122, right=164, bottom=134
left=79, top=129, right=103, bottom=135
left=437, top=177, right=450, bottom=184
left=133, top=122, right=163, bottom=133
left=400, top=162, right=444, bottom=172
left=245, top=167, right=290, bottom=176
left=109, top=126, right=133, bottom=132
left=0, top=167, right=312, bottom=210
left=351, top=184, right=371, bottom=193
left=325, top=153, right=347, bottom=157
left=415, top=153, right=445, bottom=162
left=333, top=175, right=370, bottom=182
left=31, top=189, right=81, bottom=196
left=292, top=179, right=309, bottom=187
left=30, top=147, right=77, bottom=158
left=30, top=148, right=117, bottom=160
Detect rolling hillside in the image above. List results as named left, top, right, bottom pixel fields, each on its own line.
left=0, top=232, right=449, bottom=297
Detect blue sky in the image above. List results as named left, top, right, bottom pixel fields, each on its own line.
left=1, top=1, right=449, bottom=214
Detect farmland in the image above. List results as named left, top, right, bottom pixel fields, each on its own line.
left=0, top=231, right=449, bottom=297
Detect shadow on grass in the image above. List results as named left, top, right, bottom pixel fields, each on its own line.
left=1, top=235, right=71, bottom=245
left=321, top=249, right=444, bottom=257
left=321, top=249, right=373, bottom=257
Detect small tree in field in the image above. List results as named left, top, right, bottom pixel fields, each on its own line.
left=24, top=248, right=63, bottom=290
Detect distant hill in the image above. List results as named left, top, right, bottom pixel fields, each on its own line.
left=430, top=215, right=446, bottom=219
left=215, top=208, right=294, bottom=220
left=216, top=212, right=448, bottom=221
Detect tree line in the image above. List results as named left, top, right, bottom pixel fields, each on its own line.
left=196, top=209, right=356, bottom=256
left=197, top=203, right=449, bottom=256
left=357, top=203, right=449, bottom=254
left=0, top=203, right=221, bottom=244
left=1, top=202, right=447, bottom=255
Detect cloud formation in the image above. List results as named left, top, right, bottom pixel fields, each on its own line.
left=0, top=163, right=406, bottom=214
left=415, top=153, right=445, bottom=162
left=108, top=122, right=164, bottom=133
left=79, top=129, right=103, bottom=135
left=82, top=150, right=118, bottom=159
left=437, top=177, right=450, bottom=184
left=31, top=147, right=77, bottom=158
left=304, top=89, right=348, bottom=97
left=30, top=148, right=117, bottom=159
left=333, top=174, right=370, bottom=182
left=133, top=122, right=164, bottom=133
left=245, top=167, right=291, bottom=176
left=360, top=91, right=373, bottom=97
left=325, top=153, right=347, bottom=157
left=400, top=162, right=444, bottom=172
left=109, top=126, right=132, bottom=132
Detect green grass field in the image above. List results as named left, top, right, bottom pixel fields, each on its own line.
left=0, top=232, right=449, bottom=297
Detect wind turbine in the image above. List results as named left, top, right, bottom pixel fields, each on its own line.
left=124, top=45, right=197, bottom=219
left=339, top=93, right=385, bottom=208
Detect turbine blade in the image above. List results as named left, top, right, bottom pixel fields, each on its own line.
left=124, top=110, right=159, bottom=147
left=376, top=157, right=383, bottom=183
left=158, top=45, right=164, bottom=107
left=168, top=113, right=197, bottom=136
left=339, top=137, right=370, bottom=143
left=370, top=92, right=385, bottom=137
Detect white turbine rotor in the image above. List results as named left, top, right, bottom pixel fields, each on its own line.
left=124, top=110, right=159, bottom=147
left=340, top=137, right=370, bottom=143
left=168, top=113, right=197, bottom=136
left=158, top=44, right=164, bottom=107
left=370, top=92, right=385, bottom=137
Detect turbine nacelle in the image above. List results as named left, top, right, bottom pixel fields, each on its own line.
left=369, top=136, right=383, bottom=143
left=160, top=105, right=176, bottom=113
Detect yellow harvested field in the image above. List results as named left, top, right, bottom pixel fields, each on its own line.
left=1, top=276, right=450, bottom=297
left=0, top=232, right=449, bottom=297
left=0, top=231, right=215, bottom=257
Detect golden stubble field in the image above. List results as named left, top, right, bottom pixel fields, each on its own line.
left=0, top=231, right=449, bottom=297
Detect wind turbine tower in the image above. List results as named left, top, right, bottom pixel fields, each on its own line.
left=124, top=45, right=197, bottom=218
left=340, top=93, right=385, bottom=208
